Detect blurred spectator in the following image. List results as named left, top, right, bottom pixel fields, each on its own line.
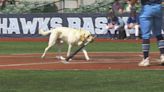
left=124, top=0, right=132, bottom=12
left=117, top=14, right=126, bottom=39
left=106, top=11, right=125, bottom=39
left=8, top=0, right=15, bottom=4
left=0, top=0, right=16, bottom=10
left=112, top=0, right=124, bottom=15
left=124, top=11, right=140, bottom=40
left=124, top=0, right=140, bottom=13
left=0, top=0, right=6, bottom=9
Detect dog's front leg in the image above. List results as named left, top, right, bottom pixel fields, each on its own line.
left=82, top=48, right=90, bottom=61
left=67, top=44, right=72, bottom=57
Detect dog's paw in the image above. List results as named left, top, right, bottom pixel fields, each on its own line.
left=56, top=56, right=66, bottom=60
left=67, top=58, right=72, bottom=61
left=60, top=60, right=69, bottom=64
left=60, top=56, right=66, bottom=60
left=41, top=55, right=45, bottom=59
left=56, top=56, right=61, bottom=60
left=86, top=58, right=90, bottom=61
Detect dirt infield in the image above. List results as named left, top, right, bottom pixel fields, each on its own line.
left=0, top=52, right=164, bottom=70
left=0, top=38, right=163, bottom=70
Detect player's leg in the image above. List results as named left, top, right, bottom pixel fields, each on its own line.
left=138, top=17, right=152, bottom=66
left=113, top=25, right=120, bottom=39
left=152, top=5, right=164, bottom=65
left=109, top=28, right=115, bottom=39
left=134, top=24, right=140, bottom=40
left=138, top=6, right=153, bottom=66
left=124, top=25, right=131, bottom=39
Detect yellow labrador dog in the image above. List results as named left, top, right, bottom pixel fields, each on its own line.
left=39, top=27, right=94, bottom=61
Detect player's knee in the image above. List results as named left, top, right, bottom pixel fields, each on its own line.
left=156, top=35, right=164, bottom=41
left=142, top=34, right=151, bottom=39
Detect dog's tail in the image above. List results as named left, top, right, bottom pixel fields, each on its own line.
left=38, top=29, right=51, bottom=36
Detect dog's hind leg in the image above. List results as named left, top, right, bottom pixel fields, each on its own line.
left=41, top=34, right=57, bottom=58
left=41, top=45, right=52, bottom=58
left=82, top=48, right=90, bottom=61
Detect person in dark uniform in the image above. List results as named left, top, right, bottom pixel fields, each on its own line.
left=124, top=11, right=140, bottom=40
left=132, top=0, right=164, bottom=66
left=106, top=11, right=121, bottom=39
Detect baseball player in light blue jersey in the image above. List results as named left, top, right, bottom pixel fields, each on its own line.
left=132, top=0, right=164, bottom=66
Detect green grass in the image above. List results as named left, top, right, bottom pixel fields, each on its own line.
left=0, top=41, right=159, bottom=54
left=0, top=41, right=163, bottom=92
left=0, top=70, right=164, bottom=92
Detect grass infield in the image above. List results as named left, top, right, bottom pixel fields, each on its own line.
left=0, top=41, right=159, bottom=54
left=0, top=41, right=163, bottom=92
left=0, top=70, right=164, bottom=92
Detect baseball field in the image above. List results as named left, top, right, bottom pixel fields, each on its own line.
left=0, top=38, right=164, bottom=92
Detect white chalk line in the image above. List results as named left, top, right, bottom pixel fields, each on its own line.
left=0, top=54, right=141, bottom=67
left=8, top=52, right=144, bottom=56
left=0, top=52, right=142, bottom=67
left=0, top=59, right=139, bottom=67
left=0, top=54, right=142, bottom=58
left=0, top=55, right=40, bottom=58
left=0, top=62, right=58, bottom=67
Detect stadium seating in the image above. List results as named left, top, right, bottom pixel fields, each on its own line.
left=64, top=0, right=114, bottom=13
left=0, top=1, right=57, bottom=13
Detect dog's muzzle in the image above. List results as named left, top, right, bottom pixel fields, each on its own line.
left=87, top=35, right=96, bottom=43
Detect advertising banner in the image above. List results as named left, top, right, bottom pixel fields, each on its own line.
left=0, top=13, right=164, bottom=38
left=0, top=13, right=108, bottom=37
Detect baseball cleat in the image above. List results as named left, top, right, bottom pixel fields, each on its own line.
left=138, top=57, right=150, bottom=66
left=160, top=54, right=164, bottom=65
